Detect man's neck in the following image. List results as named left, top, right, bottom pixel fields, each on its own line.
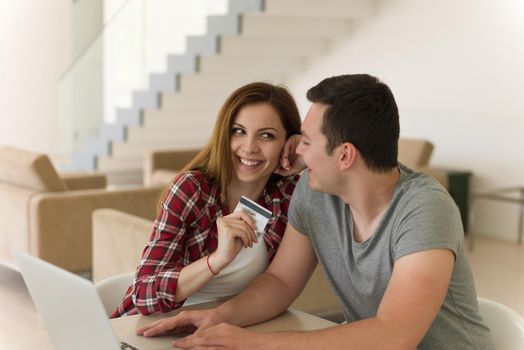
left=340, top=166, right=400, bottom=243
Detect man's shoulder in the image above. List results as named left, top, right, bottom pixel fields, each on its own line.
left=397, top=166, right=452, bottom=205
left=392, top=167, right=463, bottom=235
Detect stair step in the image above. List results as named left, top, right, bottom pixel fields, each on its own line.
left=264, top=0, right=374, bottom=18
left=241, top=15, right=352, bottom=38
left=198, top=55, right=306, bottom=76
left=111, top=138, right=207, bottom=157
left=178, top=73, right=288, bottom=94
left=160, top=92, right=226, bottom=111
left=143, top=110, right=217, bottom=128
left=126, top=125, right=213, bottom=143
left=219, top=36, right=329, bottom=57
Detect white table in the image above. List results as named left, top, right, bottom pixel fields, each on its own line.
left=111, top=302, right=337, bottom=349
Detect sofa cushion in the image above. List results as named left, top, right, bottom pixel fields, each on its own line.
left=0, top=145, right=67, bottom=192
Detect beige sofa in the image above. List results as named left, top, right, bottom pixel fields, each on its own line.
left=0, top=145, right=163, bottom=272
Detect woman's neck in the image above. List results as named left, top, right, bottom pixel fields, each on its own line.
left=226, top=175, right=271, bottom=211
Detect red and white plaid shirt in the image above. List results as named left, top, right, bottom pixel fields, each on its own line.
left=111, top=170, right=299, bottom=317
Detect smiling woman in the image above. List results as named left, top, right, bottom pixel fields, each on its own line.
left=111, top=82, right=302, bottom=318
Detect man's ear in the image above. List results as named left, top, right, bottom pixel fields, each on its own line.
left=338, top=143, right=357, bottom=170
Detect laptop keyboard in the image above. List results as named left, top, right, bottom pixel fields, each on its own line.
left=120, top=341, right=139, bottom=350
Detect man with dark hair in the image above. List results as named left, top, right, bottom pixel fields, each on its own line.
left=307, top=74, right=400, bottom=171
left=137, top=74, right=495, bottom=349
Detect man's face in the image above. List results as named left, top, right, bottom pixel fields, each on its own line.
left=297, top=103, right=339, bottom=193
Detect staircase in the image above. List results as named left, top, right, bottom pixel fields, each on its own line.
left=76, top=0, right=375, bottom=185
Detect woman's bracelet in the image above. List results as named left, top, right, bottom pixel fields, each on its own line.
left=206, top=254, right=218, bottom=276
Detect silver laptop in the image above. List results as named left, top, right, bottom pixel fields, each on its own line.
left=15, top=251, right=177, bottom=350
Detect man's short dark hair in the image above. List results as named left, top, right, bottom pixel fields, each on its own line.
left=307, top=74, right=400, bottom=172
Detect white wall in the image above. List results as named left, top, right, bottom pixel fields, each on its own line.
left=288, top=0, right=524, bottom=241
left=0, top=0, right=72, bottom=156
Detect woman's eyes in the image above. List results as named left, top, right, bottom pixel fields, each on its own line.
left=232, top=127, right=245, bottom=135
left=231, top=128, right=275, bottom=140
left=260, top=132, right=275, bottom=139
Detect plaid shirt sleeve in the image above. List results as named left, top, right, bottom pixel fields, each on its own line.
left=111, top=172, right=206, bottom=317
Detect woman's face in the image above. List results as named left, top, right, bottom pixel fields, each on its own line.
left=230, top=102, right=287, bottom=187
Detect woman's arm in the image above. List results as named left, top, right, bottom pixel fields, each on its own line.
left=128, top=174, right=205, bottom=315
left=113, top=173, right=258, bottom=316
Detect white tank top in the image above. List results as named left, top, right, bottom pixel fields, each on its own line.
left=185, top=239, right=269, bottom=305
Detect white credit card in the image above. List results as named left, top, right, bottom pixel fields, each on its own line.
left=233, top=196, right=272, bottom=237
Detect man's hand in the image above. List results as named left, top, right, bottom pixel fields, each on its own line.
left=172, top=323, right=267, bottom=349
left=274, top=134, right=306, bottom=176
left=136, top=308, right=224, bottom=337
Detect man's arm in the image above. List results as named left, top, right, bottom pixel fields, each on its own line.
left=171, top=248, right=454, bottom=350
left=215, top=223, right=318, bottom=326
left=137, top=223, right=318, bottom=336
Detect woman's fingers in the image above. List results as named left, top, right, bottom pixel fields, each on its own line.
left=219, top=212, right=257, bottom=244
left=233, top=210, right=259, bottom=245
left=223, top=220, right=256, bottom=247
left=226, top=211, right=257, bottom=231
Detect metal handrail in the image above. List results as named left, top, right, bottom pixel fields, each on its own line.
left=474, top=187, right=524, bottom=244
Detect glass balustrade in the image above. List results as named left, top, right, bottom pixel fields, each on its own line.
left=58, top=0, right=227, bottom=158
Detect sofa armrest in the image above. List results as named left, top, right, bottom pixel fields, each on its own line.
left=144, top=149, right=199, bottom=186
left=29, top=186, right=162, bottom=272
left=92, top=208, right=153, bottom=283
left=61, top=172, right=107, bottom=190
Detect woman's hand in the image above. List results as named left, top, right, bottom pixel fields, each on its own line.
left=209, top=211, right=258, bottom=273
left=274, top=134, right=306, bottom=176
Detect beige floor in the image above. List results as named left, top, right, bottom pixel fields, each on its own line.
left=466, top=236, right=524, bottom=316
left=0, top=236, right=522, bottom=349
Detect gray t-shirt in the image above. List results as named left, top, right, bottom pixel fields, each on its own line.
left=289, top=165, right=494, bottom=349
